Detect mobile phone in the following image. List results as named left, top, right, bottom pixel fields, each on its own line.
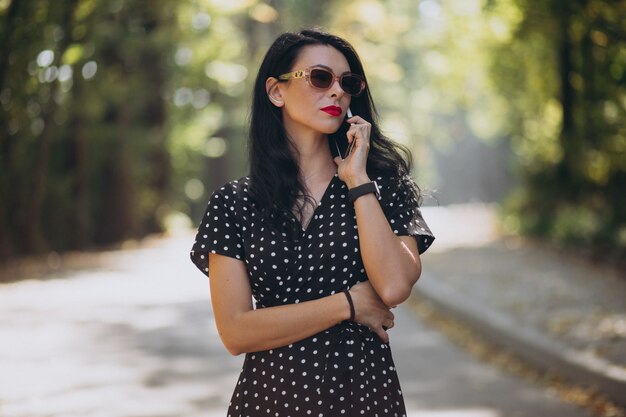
left=333, top=107, right=355, bottom=160
left=345, top=107, right=356, bottom=156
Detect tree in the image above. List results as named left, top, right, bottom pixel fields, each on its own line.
left=0, top=0, right=179, bottom=260
left=490, top=0, right=626, bottom=258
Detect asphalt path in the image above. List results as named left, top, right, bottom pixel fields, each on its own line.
left=0, top=233, right=591, bottom=417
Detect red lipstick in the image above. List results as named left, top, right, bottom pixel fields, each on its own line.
left=321, top=106, right=342, bottom=117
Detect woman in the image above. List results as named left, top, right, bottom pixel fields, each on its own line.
left=191, top=28, right=434, bottom=417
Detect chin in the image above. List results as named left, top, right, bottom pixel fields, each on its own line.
left=318, top=121, right=343, bottom=135
left=320, top=127, right=339, bottom=135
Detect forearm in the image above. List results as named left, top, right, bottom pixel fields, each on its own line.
left=225, top=292, right=350, bottom=355
left=349, top=178, right=421, bottom=307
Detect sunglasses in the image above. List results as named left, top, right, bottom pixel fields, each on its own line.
left=278, top=66, right=366, bottom=97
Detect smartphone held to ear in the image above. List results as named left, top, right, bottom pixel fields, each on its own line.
left=333, top=107, right=356, bottom=160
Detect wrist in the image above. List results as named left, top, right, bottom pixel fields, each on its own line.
left=348, top=179, right=380, bottom=203
left=345, top=175, right=371, bottom=190
left=342, top=289, right=356, bottom=322
left=334, top=292, right=352, bottom=322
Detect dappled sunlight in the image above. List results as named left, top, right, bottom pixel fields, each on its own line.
left=420, top=204, right=500, bottom=251
left=4, top=0, right=621, bottom=264
left=2, top=0, right=624, bottom=415
left=1, top=232, right=605, bottom=416
left=0, top=236, right=244, bottom=417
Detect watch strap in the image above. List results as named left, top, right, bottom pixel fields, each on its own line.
left=348, top=181, right=380, bottom=203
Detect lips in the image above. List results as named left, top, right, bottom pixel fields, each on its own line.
left=321, top=106, right=342, bottom=117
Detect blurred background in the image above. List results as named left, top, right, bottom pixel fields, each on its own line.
left=1, top=0, right=624, bottom=262
left=1, top=0, right=625, bottom=416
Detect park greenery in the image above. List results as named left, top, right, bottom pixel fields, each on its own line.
left=1, top=0, right=624, bottom=262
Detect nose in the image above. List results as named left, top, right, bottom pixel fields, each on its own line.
left=329, top=77, right=345, bottom=98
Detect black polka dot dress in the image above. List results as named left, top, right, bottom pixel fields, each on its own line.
left=191, top=173, right=435, bottom=417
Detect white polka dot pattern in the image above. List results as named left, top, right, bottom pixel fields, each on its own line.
left=190, top=173, right=435, bottom=416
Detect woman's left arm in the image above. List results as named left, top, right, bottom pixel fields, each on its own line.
left=334, top=114, right=423, bottom=307
left=350, top=182, right=422, bottom=308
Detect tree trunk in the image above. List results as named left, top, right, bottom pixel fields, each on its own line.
left=24, top=0, right=79, bottom=252
left=0, top=0, right=23, bottom=261
left=556, top=2, right=576, bottom=193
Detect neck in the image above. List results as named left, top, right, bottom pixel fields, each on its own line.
left=297, top=144, right=336, bottom=182
left=286, top=131, right=336, bottom=183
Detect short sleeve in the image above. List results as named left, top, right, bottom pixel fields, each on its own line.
left=190, top=186, right=245, bottom=277
left=381, top=175, right=435, bottom=254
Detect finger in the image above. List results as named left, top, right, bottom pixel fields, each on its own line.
left=346, top=116, right=368, bottom=125
left=347, top=130, right=364, bottom=151
left=376, top=328, right=389, bottom=343
left=383, top=317, right=394, bottom=329
left=346, top=127, right=357, bottom=143
left=345, top=137, right=356, bottom=157
left=346, top=126, right=369, bottom=149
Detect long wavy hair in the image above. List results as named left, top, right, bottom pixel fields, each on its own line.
left=248, top=28, right=420, bottom=238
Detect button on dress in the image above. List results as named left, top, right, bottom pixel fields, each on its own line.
left=191, top=173, right=435, bottom=417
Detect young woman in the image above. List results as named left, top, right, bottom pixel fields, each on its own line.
left=191, top=28, right=434, bottom=417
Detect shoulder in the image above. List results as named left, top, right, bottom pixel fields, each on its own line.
left=372, top=173, right=417, bottom=197
left=212, top=175, right=251, bottom=195
left=208, top=175, right=252, bottom=208
left=371, top=173, right=421, bottom=216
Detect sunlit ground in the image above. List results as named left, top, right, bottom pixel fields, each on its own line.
left=420, top=203, right=500, bottom=251
left=0, top=204, right=592, bottom=417
left=0, top=235, right=238, bottom=417
left=0, top=231, right=503, bottom=417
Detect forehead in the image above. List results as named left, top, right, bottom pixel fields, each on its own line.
left=292, top=45, right=351, bottom=73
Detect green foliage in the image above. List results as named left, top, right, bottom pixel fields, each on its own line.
left=490, top=0, right=626, bottom=258
left=2, top=0, right=624, bottom=261
left=1, top=0, right=179, bottom=256
left=0, top=0, right=340, bottom=259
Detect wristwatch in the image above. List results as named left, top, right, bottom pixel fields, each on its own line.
left=348, top=181, right=381, bottom=203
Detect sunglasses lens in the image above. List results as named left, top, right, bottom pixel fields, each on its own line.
left=309, top=68, right=333, bottom=89
left=308, top=68, right=365, bottom=96
left=341, top=75, right=364, bottom=96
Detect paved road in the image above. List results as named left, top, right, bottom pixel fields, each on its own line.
left=0, top=234, right=591, bottom=417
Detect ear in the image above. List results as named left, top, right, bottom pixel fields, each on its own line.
left=266, top=77, right=284, bottom=107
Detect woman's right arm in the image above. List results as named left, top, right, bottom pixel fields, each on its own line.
left=209, top=252, right=394, bottom=356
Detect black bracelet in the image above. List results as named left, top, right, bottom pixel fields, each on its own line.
left=342, top=289, right=355, bottom=321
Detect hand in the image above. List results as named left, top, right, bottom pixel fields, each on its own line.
left=348, top=280, right=395, bottom=343
left=333, top=115, right=372, bottom=189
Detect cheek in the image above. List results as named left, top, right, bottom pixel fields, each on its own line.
left=286, top=88, right=315, bottom=109
left=286, top=93, right=320, bottom=118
